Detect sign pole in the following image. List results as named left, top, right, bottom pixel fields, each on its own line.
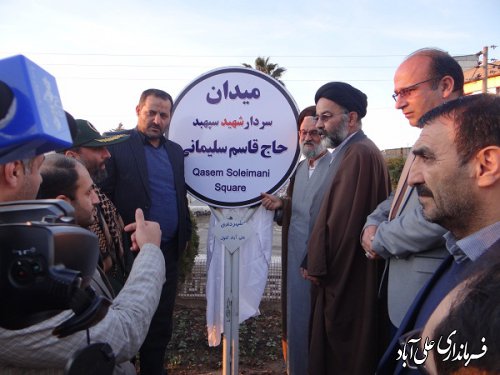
left=213, top=207, right=256, bottom=375
left=231, top=246, right=239, bottom=375
left=222, top=245, right=240, bottom=375
left=222, top=242, right=233, bottom=374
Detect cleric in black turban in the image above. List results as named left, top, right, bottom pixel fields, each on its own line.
left=314, top=82, right=368, bottom=119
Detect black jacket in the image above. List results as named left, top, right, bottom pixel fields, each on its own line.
left=100, top=128, right=191, bottom=256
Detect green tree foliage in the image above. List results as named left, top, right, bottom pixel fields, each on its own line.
left=178, top=211, right=200, bottom=285
left=106, top=122, right=126, bottom=133
left=386, top=156, right=406, bottom=190
left=242, top=56, right=287, bottom=85
left=114, top=122, right=125, bottom=131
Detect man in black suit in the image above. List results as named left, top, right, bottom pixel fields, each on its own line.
left=101, top=89, right=191, bottom=375
left=377, top=93, right=500, bottom=374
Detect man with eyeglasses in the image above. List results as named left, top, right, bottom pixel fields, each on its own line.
left=303, top=82, right=390, bottom=375
left=261, top=105, right=330, bottom=375
left=361, top=48, right=464, bottom=334
left=378, top=93, right=500, bottom=374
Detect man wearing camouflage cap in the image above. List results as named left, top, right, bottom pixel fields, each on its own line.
left=64, top=119, right=132, bottom=294
left=304, top=82, right=391, bottom=374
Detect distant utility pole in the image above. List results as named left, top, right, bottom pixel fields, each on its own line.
left=482, top=46, right=488, bottom=93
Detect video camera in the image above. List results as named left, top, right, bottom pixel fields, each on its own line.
left=0, top=199, right=111, bottom=336
left=0, top=55, right=115, bottom=373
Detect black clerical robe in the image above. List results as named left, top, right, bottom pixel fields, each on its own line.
left=307, top=135, right=391, bottom=375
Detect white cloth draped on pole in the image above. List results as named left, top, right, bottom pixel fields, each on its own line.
left=205, top=205, right=274, bottom=347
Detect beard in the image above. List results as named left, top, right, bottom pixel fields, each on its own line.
left=300, top=140, right=326, bottom=159
left=322, top=117, right=349, bottom=148
left=416, top=181, right=477, bottom=237
left=77, top=207, right=97, bottom=228
left=88, top=164, right=108, bottom=184
left=92, top=168, right=108, bottom=184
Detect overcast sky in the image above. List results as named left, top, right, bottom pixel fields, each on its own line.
left=1, top=0, right=498, bottom=150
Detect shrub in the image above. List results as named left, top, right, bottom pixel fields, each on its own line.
left=386, top=156, right=406, bottom=190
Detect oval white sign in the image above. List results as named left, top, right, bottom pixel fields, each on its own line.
left=170, top=67, right=300, bottom=208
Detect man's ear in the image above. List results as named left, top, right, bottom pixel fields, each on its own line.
left=475, top=146, right=500, bottom=188
left=348, top=111, right=359, bottom=128
left=3, top=161, right=23, bottom=187
left=440, top=75, right=455, bottom=99
left=65, top=150, right=80, bottom=160
left=56, top=194, right=71, bottom=203
left=136, top=104, right=141, bottom=116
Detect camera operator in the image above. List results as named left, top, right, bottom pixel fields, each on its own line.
left=38, top=154, right=100, bottom=228
left=37, top=153, right=114, bottom=298
left=0, top=155, right=166, bottom=374
left=1, top=56, right=168, bottom=374
left=0, top=156, right=45, bottom=202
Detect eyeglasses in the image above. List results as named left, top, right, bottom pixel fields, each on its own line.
left=314, top=112, right=347, bottom=123
left=397, top=328, right=431, bottom=374
left=392, top=77, right=440, bottom=102
left=299, top=129, right=322, bottom=137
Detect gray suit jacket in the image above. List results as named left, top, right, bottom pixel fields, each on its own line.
left=365, top=181, right=447, bottom=327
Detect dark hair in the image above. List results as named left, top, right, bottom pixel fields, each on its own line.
left=38, top=154, right=79, bottom=200
left=418, top=94, right=500, bottom=165
left=138, top=89, right=173, bottom=113
left=297, top=105, right=316, bottom=131
left=433, top=247, right=500, bottom=374
left=409, top=48, right=464, bottom=95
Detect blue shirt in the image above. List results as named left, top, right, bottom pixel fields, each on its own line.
left=444, top=220, right=500, bottom=263
left=142, top=136, right=179, bottom=242
left=414, top=220, right=500, bottom=331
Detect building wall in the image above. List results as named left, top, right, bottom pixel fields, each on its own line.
left=382, top=147, right=411, bottom=159
left=464, top=75, right=500, bottom=95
